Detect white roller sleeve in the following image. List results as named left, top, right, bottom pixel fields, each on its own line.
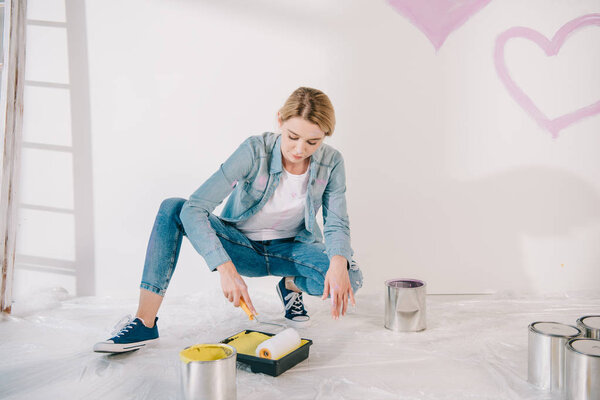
left=255, top=328, right=301, bottom=359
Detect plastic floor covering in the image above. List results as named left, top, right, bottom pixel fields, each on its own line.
left=1, top=288, right=598, bottom=399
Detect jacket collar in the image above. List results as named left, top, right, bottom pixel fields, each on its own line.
left=270, top=134, right=283, bottom=174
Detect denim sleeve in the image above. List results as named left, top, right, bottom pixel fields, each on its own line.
left=180, top=139, right=254, bottom=271
left=322, top=154, right=353, bottom=263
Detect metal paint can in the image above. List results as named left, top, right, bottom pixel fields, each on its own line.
left=384, top=279, right=426, bottom=332
left=576, top=315, right=600, bottom=339
left=565, top=338, right=600, bottom=400
left=180, top=343, right=237, bottom=400
left=528, top=322, right=581, bottom=392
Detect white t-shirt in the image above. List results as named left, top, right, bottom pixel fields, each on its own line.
left=236, top=167, right=309, bottom=241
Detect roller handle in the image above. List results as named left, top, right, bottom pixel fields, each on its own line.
left=239, top=298, right=256, bottom=320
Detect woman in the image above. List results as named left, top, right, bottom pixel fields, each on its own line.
left=94, top=87, right=364, bottom=353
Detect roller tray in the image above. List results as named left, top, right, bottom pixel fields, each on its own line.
left=220, top=329, right=313, bottom=377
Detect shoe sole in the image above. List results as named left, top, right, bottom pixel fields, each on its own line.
left=93, top=338, right=159, bottom=353
left=285, top=317, right=312, bottom=328
left=276, top=283, right=311, bottom=327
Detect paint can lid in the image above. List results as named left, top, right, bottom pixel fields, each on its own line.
left=530, top=322, right=580, bottom=337
left=385, top=279, right=425, bottom=289
left=568, top=339, right=600, bottom=357
left=579, top=316, right=600, bottom=330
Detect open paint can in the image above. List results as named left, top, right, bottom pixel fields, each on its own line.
left=565, top=338, right=600, bottom=400
left=384, top=279, right=426, bottom=332
left=528, top=322, right=581, bottom=392
left=180, top=343, right=237, bottom=400
left=576, top=315, right=600, bottom=339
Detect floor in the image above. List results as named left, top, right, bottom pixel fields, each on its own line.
left=1, top=288, right=597, bottom=399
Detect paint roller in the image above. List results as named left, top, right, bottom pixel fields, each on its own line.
left=239, top=299, right=301, bottom=359
left=254, top=327, right=301, bottom=359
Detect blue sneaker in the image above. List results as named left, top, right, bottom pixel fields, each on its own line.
left=277, top=278, right=310, bottom=323
left=93, top=315, right=159, bottom=353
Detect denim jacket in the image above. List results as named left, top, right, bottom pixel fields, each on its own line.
left=180, top=132, right=353, bottom=271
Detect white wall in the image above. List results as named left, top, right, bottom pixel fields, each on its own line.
left=13, top=0, right=600, bottom=302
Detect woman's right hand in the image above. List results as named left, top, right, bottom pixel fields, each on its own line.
left=216, top=261, right=256, bottom=314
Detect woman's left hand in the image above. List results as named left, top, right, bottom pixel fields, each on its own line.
left=321, top=255, right=356, bottom=319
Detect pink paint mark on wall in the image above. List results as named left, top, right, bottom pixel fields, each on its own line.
left=386, top=0, right=493, bottom=51
left=495, top=14, right=600, bottom=138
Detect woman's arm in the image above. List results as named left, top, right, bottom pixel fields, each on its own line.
left=180, top=139, right=254, bottom=269
left=179, top=138, right=257, bottom=313
left=321, top=154, right=355, bottom=318
left=322, top=154, right=353, bottom=263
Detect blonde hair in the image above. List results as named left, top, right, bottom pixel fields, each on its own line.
left=279, top=87, right=336, bottom=136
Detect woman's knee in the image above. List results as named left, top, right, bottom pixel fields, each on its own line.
left=158, top=197, right=186, bottom=217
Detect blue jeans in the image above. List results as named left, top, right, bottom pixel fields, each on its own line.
left=140, top=198, right=364, bottom=297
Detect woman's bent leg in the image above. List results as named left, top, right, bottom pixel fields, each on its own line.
left=207, top=214, right=268, bottom=277
left=137, top=200, right=269, bottom=325
left=266, top=241, right=364, bottom=296
left=137, top=197, right=187, bottom=325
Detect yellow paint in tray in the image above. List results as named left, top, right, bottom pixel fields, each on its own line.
left=225, top=331, right=308, bottom=360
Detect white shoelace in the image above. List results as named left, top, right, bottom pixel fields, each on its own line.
left=284, top=292, right=305, bottom=315
left=110, top=314, right=137, bottom=337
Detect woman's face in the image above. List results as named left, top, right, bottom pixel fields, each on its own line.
left=278, top=115, right=325, bottom=169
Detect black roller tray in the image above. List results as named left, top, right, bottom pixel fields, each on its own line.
left=220, top=329, right=313, bottom=376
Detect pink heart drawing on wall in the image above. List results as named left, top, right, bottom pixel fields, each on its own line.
left=495, top=14, right=600, bottom=138
left=386, top=0, right=493, bottom=51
